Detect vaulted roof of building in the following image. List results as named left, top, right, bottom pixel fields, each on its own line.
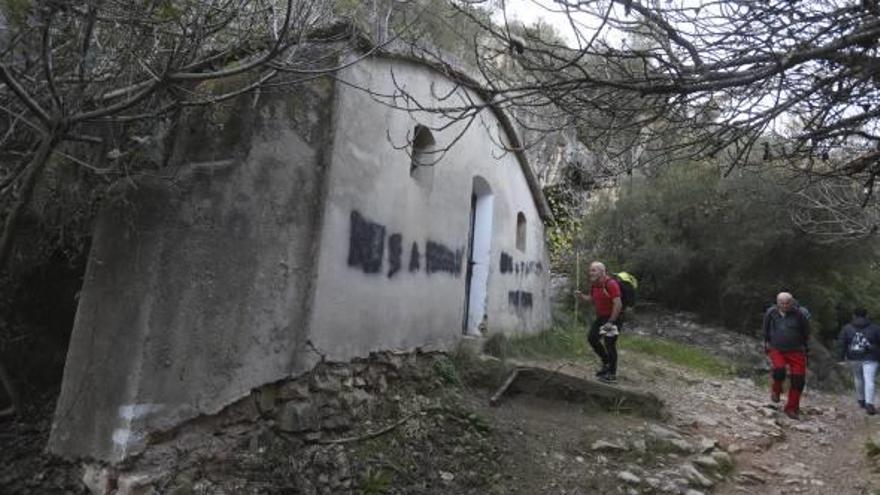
left=321, top=22, right=554, bottom=223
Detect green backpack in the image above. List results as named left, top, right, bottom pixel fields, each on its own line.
left=608, top=272, right=638, bottom=309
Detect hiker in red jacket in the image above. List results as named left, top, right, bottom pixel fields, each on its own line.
left=575, top=261, right=623, bottom=383
left=763, top=292, right=810, bottom=420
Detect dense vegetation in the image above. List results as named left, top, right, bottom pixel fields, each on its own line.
left=570, top=161, right=880, bottom=342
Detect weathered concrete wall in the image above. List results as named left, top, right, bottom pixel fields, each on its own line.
left=49, top=76, right=336, bottom=462
left=49, top=52, right=551, bottom=463
left=307, top=56, right=551, bottom=361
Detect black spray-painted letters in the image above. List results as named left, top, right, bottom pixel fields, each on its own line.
left=388, top=233, right=402, bottom=278
left=426, top=241, right=463, bottom=276
left=500, top=252, right=513, bottom=274
left=348, top=211, right=385, bottom=274
left=347, top=210, right=462, bottom=278
left=409, top=242, right=421, bottom=272
left=500, top=251, right=543, bottom=276
left=508, top=290, right=533, bottom=309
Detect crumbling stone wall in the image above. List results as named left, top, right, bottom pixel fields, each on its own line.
left=80, top=350, right=446, bottom=495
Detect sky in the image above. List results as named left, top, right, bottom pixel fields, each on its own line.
left=490, top=0, right=619, bottom=47
left=494, top=0, right=582, bottom=44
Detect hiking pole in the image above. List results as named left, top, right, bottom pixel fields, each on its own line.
left=574, top=252, right=580, bottom=325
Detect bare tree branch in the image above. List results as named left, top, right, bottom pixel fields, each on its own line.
left=0, top=64, right=51, bottom=127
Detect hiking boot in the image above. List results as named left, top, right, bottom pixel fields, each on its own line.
left=595, top=365, right=609, bottom=377
left=770, top=391, right=780, bottom=404
left=784, top=409, right=800, bottom=420
left=867, top=404, right=877, bottom=416
left=599, top=373, right=617, bottom=384
left=859, top=400, right=866, bottom=409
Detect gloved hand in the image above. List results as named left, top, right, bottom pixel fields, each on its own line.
left=599, top=322, right=619, bottom=337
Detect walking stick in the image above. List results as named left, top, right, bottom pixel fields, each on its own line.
left=574, top=252, right=580, bottom=325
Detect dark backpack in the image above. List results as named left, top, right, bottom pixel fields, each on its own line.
left=849, top=330, right=871, bottom=359
left=607, top=272, right=638, bottom=309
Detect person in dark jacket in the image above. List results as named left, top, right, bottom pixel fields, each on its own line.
left=838, top=308, right=880, bottom=415
left=763, top=292, right=810, bottom=419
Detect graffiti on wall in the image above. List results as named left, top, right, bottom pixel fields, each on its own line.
left=348, top=210, right=463, bottom=278
left=409, top=242, right=421, bottom=273
left=499, top=251, right=543, bottom=276
left=500, top=252, right=513, bottom=274
left=348, top=211, right=385, bottom=273
left=388, top=233, right=402, bottom=278
left=349, top=211, right=541, bottom=315
left=426, top=241, right=464, bottom=275
left=503, top=250, right=540, bottom=312
left=508, top=290, right=533, bottom=309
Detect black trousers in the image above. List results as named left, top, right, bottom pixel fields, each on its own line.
left=588, top=316, right=623, bottom=374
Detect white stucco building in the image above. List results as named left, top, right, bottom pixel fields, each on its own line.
left=49, top=47, right=553, bottom=462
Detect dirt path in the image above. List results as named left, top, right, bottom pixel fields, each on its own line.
left=624, top=309, right=880, bottom=495
left=478, top=349, right=880, bottom=494
left=647, top=359, right=880, bottom=495
left=465, top=304, right=880, bottom=494
left=712, top=393, right=880, bottom=495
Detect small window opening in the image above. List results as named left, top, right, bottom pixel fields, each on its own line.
left=410, top=125, right=436, bottom=176
left=516, top=212, right=526, bottom=251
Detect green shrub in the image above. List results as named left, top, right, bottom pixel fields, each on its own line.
left=575, top=161, right=880, bottom=342
left=433, top=356, right=462, bottom=387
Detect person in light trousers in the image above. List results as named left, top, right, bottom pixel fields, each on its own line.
left=838, top=307, right=880, bottom=415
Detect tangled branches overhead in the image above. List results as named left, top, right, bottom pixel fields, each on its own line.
left=0, top=0, right=372, bottom=269
left=791, top=179, right=880, bottom=243
left=2, top=1, right=327, bottom=128
left=465, top=0, right=880, bottom=168
left=442, top=0, right=880, bottom=238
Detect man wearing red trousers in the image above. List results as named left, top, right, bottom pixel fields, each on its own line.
left=763, top=292, right=810, bottom=419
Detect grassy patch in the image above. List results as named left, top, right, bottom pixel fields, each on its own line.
left=618, top=335, right=736, bottom=378
left=494, top=324, right=734, bottom=378
left=433, top=355, right=463, bottom=387
left=497, top=324, right=592, bottom=361
left=866, top=437, right=880, bottom=459
left=361, top=468, right=392, bottom=494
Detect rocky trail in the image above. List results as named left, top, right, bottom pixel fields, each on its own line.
left=2, top=306, right=879, bottom=494
left=455, top=304, right=880, bottom=494
left=628, top=307, right=880, bottom=495
left=479, top=306, right=880, bottom=495
left=507, top=349, right=880, bottom=495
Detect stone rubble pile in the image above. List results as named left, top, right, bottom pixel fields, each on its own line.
left=585, top=422, right=734, bottom=494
